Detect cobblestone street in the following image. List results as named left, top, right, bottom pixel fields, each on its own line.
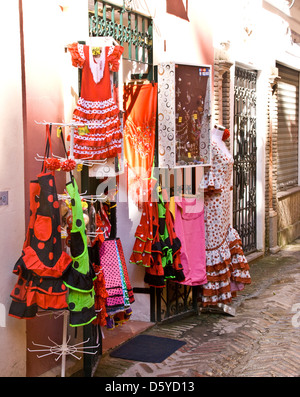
left=89, top=240, right=300, bottom=378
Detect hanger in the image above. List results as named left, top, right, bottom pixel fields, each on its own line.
left=34, top=120, right=108, bottom=166
left=214, top=124, right=225, bottom=131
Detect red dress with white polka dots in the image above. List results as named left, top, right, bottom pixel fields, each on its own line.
left=68, top=43, right=124, bottom=160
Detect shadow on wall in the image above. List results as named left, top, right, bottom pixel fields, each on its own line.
left=166, top=0, right=189, bottom=21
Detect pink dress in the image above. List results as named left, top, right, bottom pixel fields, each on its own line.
left=200, top=141, right=251, bottom=306
left=174, top=197, right=207, bottom=286
left=68, top=43, right=124, bottom=160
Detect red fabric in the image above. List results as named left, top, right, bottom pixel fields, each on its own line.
left=20, top=246, right=72, bottom=278
left=92, top=266, right=109, bottom=327
left=68, top=43, right=124, bottom=160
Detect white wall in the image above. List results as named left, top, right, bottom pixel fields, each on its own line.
left=0, top=0, right=26, bottom=377
left=0, top=0, right=90, bottom=377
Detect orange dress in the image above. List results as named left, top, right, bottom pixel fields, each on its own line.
left=123, top=83, right=158, bottom=204
left=68, top=43, right=124, bottom=160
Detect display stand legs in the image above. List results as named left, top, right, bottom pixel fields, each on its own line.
left=28, top=310, right=101, bottom=377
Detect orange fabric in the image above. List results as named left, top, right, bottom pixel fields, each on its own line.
left=34, top=215, right=52, bottom=242
left=123, top=83, right=158, bottom=203
left=20, top=246, right=72, bottom=278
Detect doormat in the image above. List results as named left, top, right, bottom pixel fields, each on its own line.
left=109, top=334, right=186, bottom=363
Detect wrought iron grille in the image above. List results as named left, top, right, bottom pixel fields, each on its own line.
left=151, top=282, right=198, bottom=322
left=89, top=0, right=153, bottom=78
left=233, top=67, right=257, bottom=254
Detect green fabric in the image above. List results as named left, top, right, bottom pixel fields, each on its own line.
left=158, top=192, right=175, bottom=277
left=64, top=177, right=96, bottom=326
left=66, top=179, right=90, bottom=276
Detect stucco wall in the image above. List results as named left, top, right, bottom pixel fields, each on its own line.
left=0, top=0, right=26, bottom=377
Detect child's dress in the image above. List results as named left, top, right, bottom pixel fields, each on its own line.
left=68, top=42, right=124, bottom=160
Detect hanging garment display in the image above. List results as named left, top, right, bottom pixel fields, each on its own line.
left=123, top=83, right=158, bottom=205
left=88, top=241, right=109, bottom=327
left=130, top=188, right=185, bottom=287
left=200, top=126, right=251, bottom=306
left=68, top=42, right=124, bottom=160
left=173, top=196, right=207, bottom=286
left=9, top=127, right=73, bottom=319
left=62, top=176, right=97, bottom=327
left=99, top=238, right=134, bottom=329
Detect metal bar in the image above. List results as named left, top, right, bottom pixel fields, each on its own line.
left=142, top=17, right=145, bottom=63
left=135, top=13, right=138, bottom=61
left=128, top=12, right=132, bottom=60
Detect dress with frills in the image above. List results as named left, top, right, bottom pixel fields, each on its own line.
left=200, top=141, right=251, bottom=306
left=68, top=43, right=124, bottom=160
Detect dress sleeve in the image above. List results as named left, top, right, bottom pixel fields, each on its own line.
left=200, top=147, right=223, bottom=194
left=67, top=42, right=85, bottom=68
left=107, top=45, right=124, bottom=72
left=200, top=168, right=223, bottom=194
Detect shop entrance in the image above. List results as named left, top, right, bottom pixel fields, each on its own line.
left=233, top=67, right=257, bottom=254
left=87, top=1, right=199, bottom=332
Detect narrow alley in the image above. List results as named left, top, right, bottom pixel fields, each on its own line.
left=82, top=239, right=300, bottom=378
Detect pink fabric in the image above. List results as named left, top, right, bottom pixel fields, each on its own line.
left=174, top=197, right=207, bottom=286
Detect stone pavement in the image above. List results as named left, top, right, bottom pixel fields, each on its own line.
left=82, top=239, right=300, bottom=378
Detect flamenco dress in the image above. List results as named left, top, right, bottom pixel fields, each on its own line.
left=130, top=188, right=185, bottom=287
left=200, top=141, right=251, bottom=306
left=63, top=176, right=97, bottom=327
left=68, top=42, right=124, bottom=160
left=9, top=130, right=73, bottom=318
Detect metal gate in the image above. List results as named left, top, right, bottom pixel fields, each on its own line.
left=233, top=67, right=257, bottom=254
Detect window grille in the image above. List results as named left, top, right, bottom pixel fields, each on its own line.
left=89, top=0, right=153, bottom=79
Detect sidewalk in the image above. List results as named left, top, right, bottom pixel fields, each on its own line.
left=74, top=238, right=300, bottom=377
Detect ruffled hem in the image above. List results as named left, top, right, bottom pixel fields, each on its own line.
left=13, top=246, right=72, bottom=279
left=73, top=145, right=122, bottom=160
left=200, top=225, right=251, bottom=306
left=63, top=264, right=96, bottom=293
left=73, top=105, right=119, bottom=122
left=11, top=272, right=68, bottom=299
left=68, top=306, right=97, bottom=327
left=74, top=129, right=122, bottom=148
left=9, top=287, right=68, bottom=318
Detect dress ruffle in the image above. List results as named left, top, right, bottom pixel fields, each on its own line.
left=14, top=246, right=72, bottom=279
left=201, top=225, right=251, bottom=306
left=68, top=42, right=85, bottom=68
left=200, top=165, right=223, bottom=194
left=130, top=193, right=185, bottom=288
left=73, top=99, right=120, bottom=122
left=73, top=143, right=122, bottom=160
left=107, top=45, right=124, bottom=72
left=74, top=127, right=122, bottom=148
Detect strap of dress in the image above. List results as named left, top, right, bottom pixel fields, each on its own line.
left=41, top=124, right=53, bottom=173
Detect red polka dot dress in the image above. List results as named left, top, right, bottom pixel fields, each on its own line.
left=9, top=172, right=73, bottom=319
left=68, top=42, right=124, bottom=160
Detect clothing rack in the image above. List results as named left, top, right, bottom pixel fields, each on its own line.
left=34, top=120, right=108, bottom=166
left=28, top=310, right=100, bottom=377
left=28, top=121, right=105, bottom=377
